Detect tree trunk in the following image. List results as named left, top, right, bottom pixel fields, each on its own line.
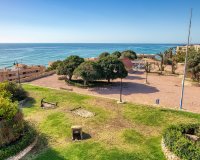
left=107, top=79, right=110, bottom=83
left=68, top=74, right=73, bottom=81
left=84, top=80, right=87, bottom=86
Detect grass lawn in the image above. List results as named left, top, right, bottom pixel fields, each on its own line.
left=21, top=84, right=200, bottom=160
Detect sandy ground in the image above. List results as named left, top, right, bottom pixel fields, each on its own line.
left=27, top=72, right=200, bottom=113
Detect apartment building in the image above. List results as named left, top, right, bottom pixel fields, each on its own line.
left=176, top=44, right=200, bottom=53
left=0, top=64, right=46, bottom=82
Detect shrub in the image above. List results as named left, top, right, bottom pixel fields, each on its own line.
left=0, top=123, right=36, bottom=160
left=0, top=82, right=28, bottom=101
left=0, top=96, right=18, bottom=120
left=0, top=111, right=24, bottom=147
left=163, top=124, right=200, bottom=160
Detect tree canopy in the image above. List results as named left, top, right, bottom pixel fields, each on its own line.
left=98, top=56, right=128, bottom=82
left=99, top=52, right=110, bottom=59
left=111, top=51, right=121, bottom=58
left=74, top=61, right=102, bottom=85
left=121, top=50, right=137, bottom=60
left=47, top=60, right=62, bottom=71
left=57, top=55, right=84, bottom=80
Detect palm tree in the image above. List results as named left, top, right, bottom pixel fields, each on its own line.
left=157, top=52, right=164, bottom=74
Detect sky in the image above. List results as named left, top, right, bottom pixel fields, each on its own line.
left=0, top=0, right=199, bottom=43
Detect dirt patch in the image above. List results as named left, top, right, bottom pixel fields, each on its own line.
left=71, top=107, right=95, bottom=118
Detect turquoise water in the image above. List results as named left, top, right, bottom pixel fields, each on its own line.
left=0, top=43, right=180, bottom=68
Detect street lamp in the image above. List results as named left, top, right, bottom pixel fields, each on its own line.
left=13, top=60, right=21, bottom=84
left=114, top=67, right=124, bottom=104
left=180, top=9, right=193, bottom=110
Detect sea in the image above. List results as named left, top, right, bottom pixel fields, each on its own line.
left=0, top=43, right=181, bottom=68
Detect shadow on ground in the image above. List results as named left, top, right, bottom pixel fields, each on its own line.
left=92, top=81, right=159, bottom=95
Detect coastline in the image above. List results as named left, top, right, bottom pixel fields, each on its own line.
left=0, top=43, right=178, bottom=68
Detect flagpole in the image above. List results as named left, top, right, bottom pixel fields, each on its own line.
left=180, top=9, right=193, bottom=110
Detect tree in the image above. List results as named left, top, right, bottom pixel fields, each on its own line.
left=98, top=56, right=128, bottom=83
left=164, top=48, right=177, bottom=74
left=111, top=51, right=121, bottom=58
left=144, top=62, right=151, bottom=84
left=46, top=60, right=62, bottom=71
left=121, top=50, right=137, bottom=60
left=157, top=52, right=165, bottom=73
left=187, top=51, right=200, bottom=82
left=74, top=61, right=102, bottom=86
left=57, top=55, right=84, bottom=80
left=99, top=52, right=110, bottom=59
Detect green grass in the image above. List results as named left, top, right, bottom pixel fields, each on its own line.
left=21, top=84, right=200, bottom=160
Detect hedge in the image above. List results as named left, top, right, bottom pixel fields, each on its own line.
left=163, top=123, right=200, bottom=160
left=0, top=123, right=36, bottom=160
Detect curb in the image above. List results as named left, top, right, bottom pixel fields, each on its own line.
left=6, top=137, right=38, bottom=160
left=161, top=138, right=180, bottom=160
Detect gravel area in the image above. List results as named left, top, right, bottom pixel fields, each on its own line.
left=27, top=71, right=200, bottom=113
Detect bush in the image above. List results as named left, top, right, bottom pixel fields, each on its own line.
left=0, top=111, right=24, bottom=147
left=0, top=96, right=18, bottom=120
left=0, top=82, right=28, bottom=101
left=163, top=124, right=200, bottom=160
left=0, top=123, right=36, bottom=160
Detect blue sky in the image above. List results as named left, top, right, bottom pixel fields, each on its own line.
left=0, top=0, right=199, bottom=43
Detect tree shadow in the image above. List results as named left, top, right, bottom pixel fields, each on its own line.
left=92, top=81, right=159, bottom=95
left=129, top=70, right=145, bottom=75
left=125, top=75, right=145, bottom=80
left=20, top=97, right=37, bottom=108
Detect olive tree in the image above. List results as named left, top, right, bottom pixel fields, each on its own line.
left=57, top=55, right=84, bottom=80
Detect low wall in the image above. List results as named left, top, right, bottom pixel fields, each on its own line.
left=20, top=71, right=55, bottom=83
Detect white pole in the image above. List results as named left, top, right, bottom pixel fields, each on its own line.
left=180, top=9, right=193, bottom=110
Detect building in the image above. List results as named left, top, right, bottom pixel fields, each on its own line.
left=0, top=64, right=46, bottom=82
left=176, top=44, right=200, bottom=53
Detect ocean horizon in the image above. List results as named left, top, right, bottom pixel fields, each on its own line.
left=0, top=43, right=181, bottom=68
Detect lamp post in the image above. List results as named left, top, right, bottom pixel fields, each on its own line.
left=13, top=60, right=20, bottom=84
left=119, top=77, right=123, bottom=102
left=180, top=9, right=193, bottom=110
left=114, top=66, right=124, bottom=104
